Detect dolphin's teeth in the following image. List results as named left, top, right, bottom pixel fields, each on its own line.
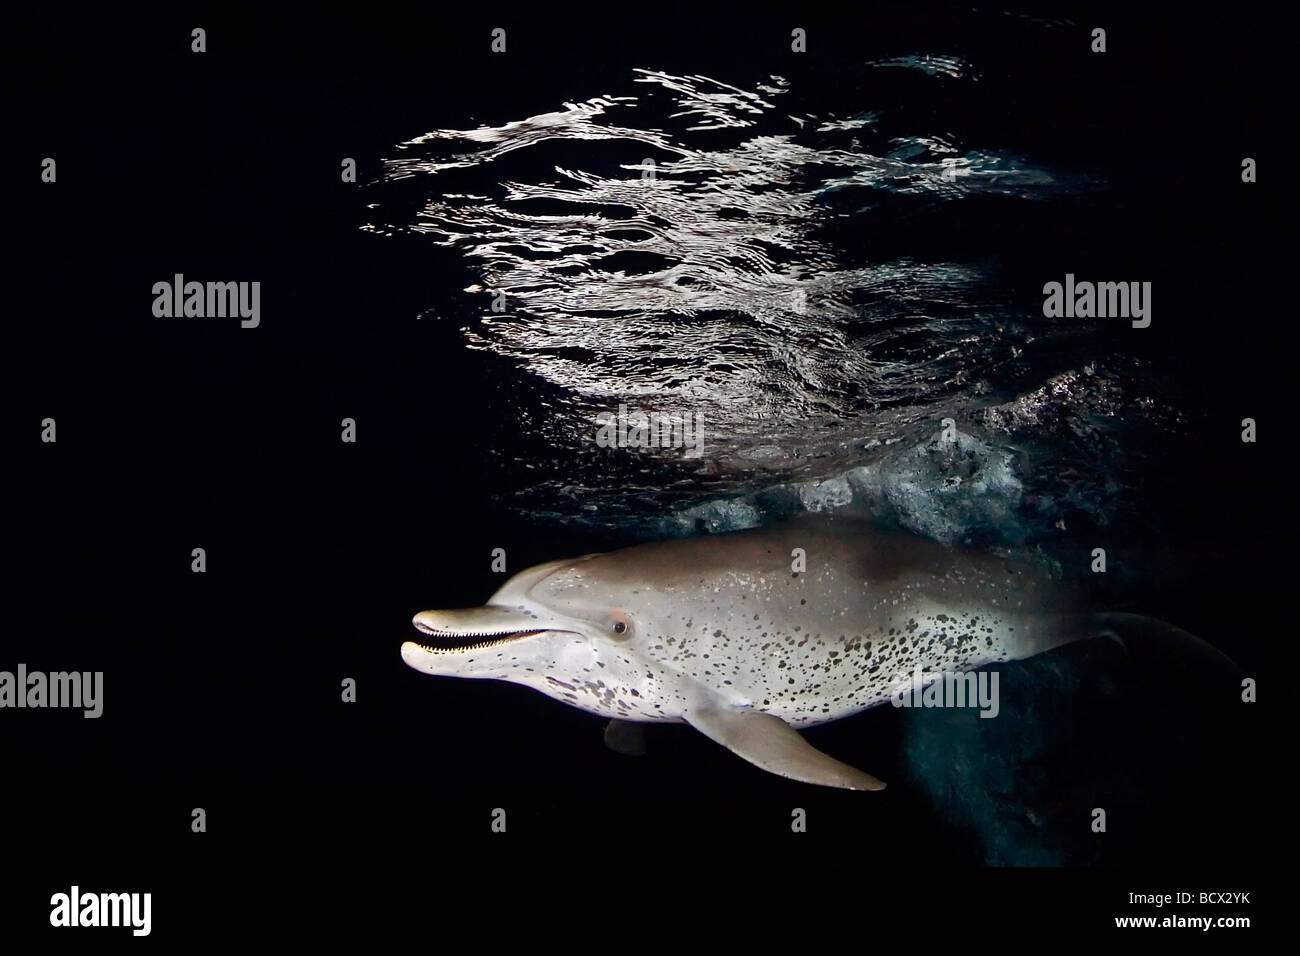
left=410, top=627, right=544, bottom=653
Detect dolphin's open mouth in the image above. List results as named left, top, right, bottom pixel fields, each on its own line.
left=408, top=604, right=581, bottom=655
left=410, top=619, right=547, bottom=654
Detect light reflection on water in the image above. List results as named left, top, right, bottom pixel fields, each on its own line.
left=363, top=65, right=1156, bottom=539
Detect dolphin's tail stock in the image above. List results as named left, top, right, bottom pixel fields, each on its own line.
left=1085, top=612, right=1242, bottom=677
left=1006, top=611, right=1240, bottom=679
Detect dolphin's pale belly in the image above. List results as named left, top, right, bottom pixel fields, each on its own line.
left=558, top=594, right=1037, bottom=728
left=662, top=597, right=1032, bottom=728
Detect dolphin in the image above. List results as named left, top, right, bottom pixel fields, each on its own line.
left=402, top=520, right=1224, bottom=790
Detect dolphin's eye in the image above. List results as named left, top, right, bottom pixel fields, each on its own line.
left=612, top=621, right=627, bottom=634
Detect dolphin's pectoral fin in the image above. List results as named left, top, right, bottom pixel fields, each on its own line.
left=685, top=706, right=886, bottom=791
left=603, top=718, right=647, bottom=757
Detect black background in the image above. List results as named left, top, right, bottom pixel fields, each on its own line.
left=7, top=0, right=1286, bottom=941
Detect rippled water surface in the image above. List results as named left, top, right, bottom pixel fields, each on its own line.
left=363, top=57, right=1183, bottom=551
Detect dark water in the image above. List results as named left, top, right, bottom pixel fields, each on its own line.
left=9, top=0, right=1284, bottom=935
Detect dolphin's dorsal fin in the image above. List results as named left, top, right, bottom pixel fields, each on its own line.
left=603, top=719, right=648, bottom=756
left=685, top=706, right=886, bottom=791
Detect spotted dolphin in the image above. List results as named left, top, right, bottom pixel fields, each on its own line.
left=402, top=520, right=1222, bottom=790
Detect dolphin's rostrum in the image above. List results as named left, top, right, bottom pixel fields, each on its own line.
left=402, top=521, right=1219, bottom=790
